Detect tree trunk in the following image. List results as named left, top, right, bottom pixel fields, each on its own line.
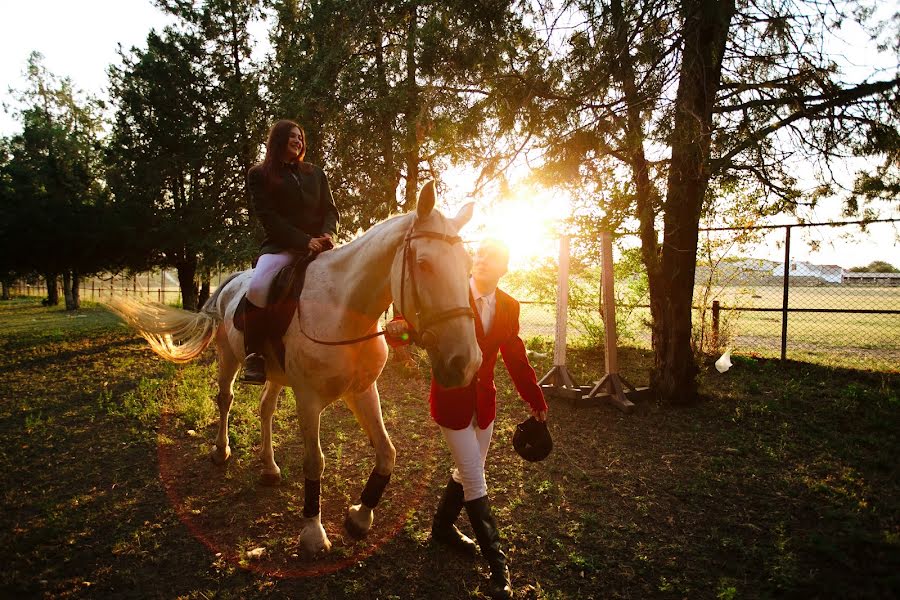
left=403, top=4, right=420, bottom=209
left=374, top=26, right=398, bottom=215
left=176, top=258, right=200, bottom=311
left=45, top=272, right=59, bottom=306
left=1, top=278, right=10, bottom=300
left=610, top=0, right=666, bottom=402
left=71, top=270, right=80, bottom=310
left=652, top=0, right=734, bottom=405
left=62, top=271, right=75, bottom=310
left=198, top=277, right=211, bottom=310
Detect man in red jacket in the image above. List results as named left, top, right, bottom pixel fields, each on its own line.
left=387, top=239, right=548, bottom=600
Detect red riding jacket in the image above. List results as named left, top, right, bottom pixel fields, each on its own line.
left=390, top=288, right=548, bottom=430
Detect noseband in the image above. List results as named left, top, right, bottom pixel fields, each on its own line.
left=301, top=220, right=473, bottom=347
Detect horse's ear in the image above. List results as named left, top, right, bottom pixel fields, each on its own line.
left=416, top=180, right=436, bottom=219
left=451, top=202, right=475, bottom=229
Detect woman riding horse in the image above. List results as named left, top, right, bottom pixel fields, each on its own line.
left=243, top=119, right=340, bottom=385
left=107, top=181, right=481, bottom=558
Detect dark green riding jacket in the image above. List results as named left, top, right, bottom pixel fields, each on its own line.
left=247, top=161, right=340, bottom=257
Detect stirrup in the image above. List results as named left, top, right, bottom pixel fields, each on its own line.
left=241, top=353, right=267, bottom=385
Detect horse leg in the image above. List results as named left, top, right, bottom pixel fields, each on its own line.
left=258, top=382, right=284, bottom=486
left=344, top=382, right=396, bottom=539
left=295, top=393, right=331, bottom=555
left=211, top=327, right=239, bottom=464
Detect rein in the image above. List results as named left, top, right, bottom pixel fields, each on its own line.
left=301, top=220, right=474, bottom=347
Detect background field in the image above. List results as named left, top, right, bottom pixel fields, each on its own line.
left=13, top=273, right=899, bottom=372
left=1, top=298, right=898, bottom=599
left=512, top=284, right=899, bottom=373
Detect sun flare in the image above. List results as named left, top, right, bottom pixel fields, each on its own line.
left=469, top=187, right=567, bottom=270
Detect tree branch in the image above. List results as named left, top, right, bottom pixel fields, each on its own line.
left=711, top=76, right=900, bottom=174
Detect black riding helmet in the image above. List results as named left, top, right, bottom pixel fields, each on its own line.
left=512, top=416, right=552, bottom=462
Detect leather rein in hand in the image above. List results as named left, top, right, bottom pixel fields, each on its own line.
left=301, top=220, right=474, bottom=347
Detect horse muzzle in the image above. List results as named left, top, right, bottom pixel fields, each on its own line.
left=431, top=345, right=482, bottom=389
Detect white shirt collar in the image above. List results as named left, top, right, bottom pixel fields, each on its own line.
left=470, top=278, right=496, bottom=306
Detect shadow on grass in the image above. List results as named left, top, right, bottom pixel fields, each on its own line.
left=1, top=297, right=897, bottom=599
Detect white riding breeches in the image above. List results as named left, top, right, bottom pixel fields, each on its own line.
left=440, top=417, right=495, bottom=502
left=246, top=251, right=296, bottom=307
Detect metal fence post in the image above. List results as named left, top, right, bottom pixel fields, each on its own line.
left=781, top=225, right=791, bottom=362
left=712, top=299, right=720, bottom=350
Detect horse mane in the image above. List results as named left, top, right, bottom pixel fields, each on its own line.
left=326, top=211, right=416, bottom=258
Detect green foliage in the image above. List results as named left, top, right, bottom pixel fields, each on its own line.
left=849, top=260, right=900, bottom=273
left=526, top=0, right=899, bottom=402
left=266, top=0, right=547, bottom=233
left=106, top=2, right=265, bottom=309
left=506, top=245, right=649, bottom=347
left=0, top=53, right=108, bottom=290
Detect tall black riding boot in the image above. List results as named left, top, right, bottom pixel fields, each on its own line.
left=464, top=495, right=512, bottom=600
left=240, top=298, right=267, bottom=385
left=431, top=478, right=478, bottom=556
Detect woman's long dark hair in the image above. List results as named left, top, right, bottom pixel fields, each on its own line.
left=261, top=119, right=308, bottom=182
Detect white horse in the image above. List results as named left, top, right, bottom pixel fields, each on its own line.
left=108, top=182, right=482, bottom=555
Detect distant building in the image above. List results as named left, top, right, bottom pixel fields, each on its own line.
left=772, top=261, right=844, bottom=283
left=842, top=271, right=900, bottom=286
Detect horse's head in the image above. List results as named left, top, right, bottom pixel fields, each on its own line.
left=392, top=181, right=482, bottom=388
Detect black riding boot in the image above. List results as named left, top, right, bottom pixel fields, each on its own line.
left=240, top=298, right=267, bottom=385
left=431, top=478, right=478, bottom=556
left=464, top=495, right=512, bottom=600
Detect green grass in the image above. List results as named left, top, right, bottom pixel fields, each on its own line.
left=1, top=297, right=898, bottom=599
left=515, top=284, right=900, bottom=372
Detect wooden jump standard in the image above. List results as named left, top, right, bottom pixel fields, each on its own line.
left=538, top=232, right=651, bottom=413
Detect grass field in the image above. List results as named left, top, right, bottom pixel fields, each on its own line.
left=1, top=298, right=898, bottom=599
left=513, top=285, right=899, bottom=372
left=16, top=278, right=898, bottom=372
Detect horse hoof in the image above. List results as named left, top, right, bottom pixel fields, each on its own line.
left=344, top=514, right=369, bottom=539
left=344, top=504, right=374, bottom=540
left=299, top=518, right=332, bottom=556
left=210, top=446, right=231, bottom=465
left=259, top=472, right=282, bottom=486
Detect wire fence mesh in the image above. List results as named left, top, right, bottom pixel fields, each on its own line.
left=511, top=219, right=899, bottom=372
left=10, top=220, right=899, bottom=372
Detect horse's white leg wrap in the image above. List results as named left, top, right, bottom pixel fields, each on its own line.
left=258, top=382, right=283, bottom=485
left=298, top=513, right=331, bottom=556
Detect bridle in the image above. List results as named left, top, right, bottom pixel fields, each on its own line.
left=398, top=222, right=475, bottom=348
left=301, top=219, right=474, bottom=347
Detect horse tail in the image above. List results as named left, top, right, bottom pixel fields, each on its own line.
left=201, top=271, right=243, bottom=316
left=106, top=296, right=221, bottom=364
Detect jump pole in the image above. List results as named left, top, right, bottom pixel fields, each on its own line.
left=539, top=231, right=650, bottom=412
left=538, top=234, right=589, bottom=401
left=582, top=230, right=652, bottom=413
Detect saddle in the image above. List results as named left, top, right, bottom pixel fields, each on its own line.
left=234, top=250, right=320, bottom=370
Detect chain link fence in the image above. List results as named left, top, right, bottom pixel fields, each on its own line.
left=510, top=219, right=899, bottom=372
left=10, top=220, right=899, bottom=372
left=11, top=268, right=243, bottom=306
